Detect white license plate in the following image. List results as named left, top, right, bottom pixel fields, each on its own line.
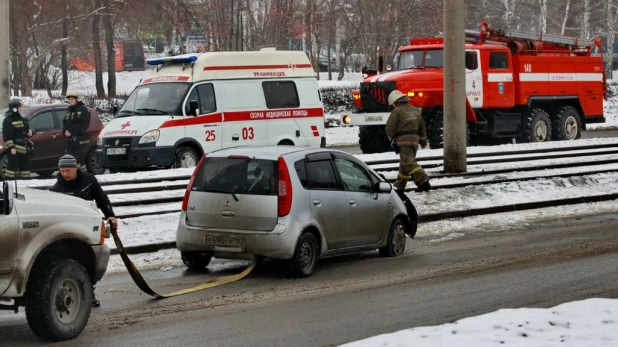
left=365, top=115, right=383, bottom=122
left=205, top=235, right=246, bottom=247
left=107, top=148, right=126, bottom=155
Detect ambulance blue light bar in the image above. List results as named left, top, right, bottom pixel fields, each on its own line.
left=146, top=54, right=198, bottom=66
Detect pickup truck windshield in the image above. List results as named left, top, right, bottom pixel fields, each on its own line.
left=118, top=82, right=190, bottom=117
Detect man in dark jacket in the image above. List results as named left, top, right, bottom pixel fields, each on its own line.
left=2, top=99, right=34, bottom=179
left=63, top=91, right=91, bottom=172
left=50, top=154, right=117, bottom=307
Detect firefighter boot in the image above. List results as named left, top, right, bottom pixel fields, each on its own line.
left=416, top=180, right=432, bottom=193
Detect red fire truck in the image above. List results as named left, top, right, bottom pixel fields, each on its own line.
left=342, top=21, right=607, bottom=153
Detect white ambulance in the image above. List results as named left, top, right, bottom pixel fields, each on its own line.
left=97, top=50, right=326, bottom=171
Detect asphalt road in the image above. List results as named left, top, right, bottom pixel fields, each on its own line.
left=2, top=213, right=618, bottom=346
left=333, top=129, right=618, bottom=155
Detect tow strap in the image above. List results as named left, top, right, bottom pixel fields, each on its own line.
left=110, top=228, right=256, bottom=299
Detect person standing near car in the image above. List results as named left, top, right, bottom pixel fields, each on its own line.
left=385, top=90, right=431, bottom=192
left=63, top=91, right=91, bottom=172
left=50, top=154, right=118, bottom=307
left=2, top=99, right=34, bottom=180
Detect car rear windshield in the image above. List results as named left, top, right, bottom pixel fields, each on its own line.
left=192, top=157, right=278, bottom=196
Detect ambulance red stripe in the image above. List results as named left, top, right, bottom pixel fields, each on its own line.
left=203, top=64, right=313, bottom=71
left=159, top=107, right=324, bottom=128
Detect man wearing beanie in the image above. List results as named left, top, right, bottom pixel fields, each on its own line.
left=50, top=154, right=117, bottom=307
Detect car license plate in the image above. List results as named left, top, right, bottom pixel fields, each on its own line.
left=365, top=115, right=383, bottom=122
left=107, top=148, right=126, bottom=155
left=205, top=235, right=246, bottom=247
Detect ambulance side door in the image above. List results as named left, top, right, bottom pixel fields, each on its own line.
left=184, top=83, right=222, bottom=153
left=219, top=80, right=267, bottom=148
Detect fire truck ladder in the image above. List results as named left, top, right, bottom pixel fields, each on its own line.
left=464, top=21, right=600, bottom=51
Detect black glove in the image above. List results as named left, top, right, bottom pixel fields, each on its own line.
left=391, top=139, right=400, bottom=154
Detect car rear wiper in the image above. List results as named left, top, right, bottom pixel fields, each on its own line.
left=136, top=108, right=169, bottom=115
left=204, top=189, right=239, bottom=202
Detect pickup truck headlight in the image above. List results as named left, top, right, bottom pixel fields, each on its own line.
left=139, top=130, right=160, bottom=144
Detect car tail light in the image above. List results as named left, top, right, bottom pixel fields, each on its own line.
left=277, top=156, right=293, bottom=217
left=182, top=154, right=207, bottom=211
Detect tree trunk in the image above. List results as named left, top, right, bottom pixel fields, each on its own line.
left=582, top=0, right=590, bottom=39
left=606, top=0, right=616, bottom=80
left=61, top=0, right=69, bottom=96
left=538, top=0, right=547, bottom=33
left=11, top=48, right=19, bottom=96
left=103, top=0, right=116, bottom=98
left=93, top=0, right=105, bottom=97
left=560, top=0, right=570, bottom=35
left=19, top=42, right=32, bottom=96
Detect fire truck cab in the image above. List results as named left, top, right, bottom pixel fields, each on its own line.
left=343, top=21, right=606, bottom=153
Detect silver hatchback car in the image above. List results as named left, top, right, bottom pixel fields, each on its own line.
left=175, top=146, right=418, bottom=277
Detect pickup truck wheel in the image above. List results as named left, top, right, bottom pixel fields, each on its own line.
left=379, top=218, right=406, bottom=257
left=181, top=251, right=212, bottom=271
left=290, top=232, right=319, bottom=278
left=25, top=257, right=92, bottom=341
left=86, top=148, right=106, bottom=175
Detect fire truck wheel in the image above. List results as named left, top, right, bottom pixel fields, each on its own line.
left=359, top=126, right=391, bottom=154
left=552, top=106, right=582, bottom=141
left=524, top=108, right=552, bottom=143
left=427, top=110, right=444, bottom=149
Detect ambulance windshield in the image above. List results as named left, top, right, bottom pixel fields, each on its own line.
left=397, top=49, right=444, bottom=70
left=118, top=82, right=190, bottom=117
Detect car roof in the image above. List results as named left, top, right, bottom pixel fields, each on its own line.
left=207, top=146, right=350, bottom=160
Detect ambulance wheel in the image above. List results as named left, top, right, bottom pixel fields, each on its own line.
left=427, top=110, right=444, bottom=149
left=173, top=147, right=199, bottom=168
left=552, top=106, right=582, bottom=141
left=524, top=108, right=551, bottom=143
left=86, top=148, right=105, bottom=175
left=277, top=140, right=294, bottom=146
left=358, top=126, right=391, bottom=154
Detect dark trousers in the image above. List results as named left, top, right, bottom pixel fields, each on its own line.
left=66, top=139, right=89, bottom=172
left=5, top=151, right=31, bottom=179
left=393, top=146, right=429, bottom=190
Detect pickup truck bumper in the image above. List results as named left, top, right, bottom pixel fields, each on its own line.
left=341, top=112, right=390, bottom=126
left=91, top=244, right=110, bottom=283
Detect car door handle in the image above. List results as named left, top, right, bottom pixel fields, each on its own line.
left=349, top=199, right=356, bottom=205
left=51, top=134, right=59, bottom=138
left=313, top=200, right=321, bottom=205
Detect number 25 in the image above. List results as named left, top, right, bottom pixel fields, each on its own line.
left=205, top=130, right=216, bottom=141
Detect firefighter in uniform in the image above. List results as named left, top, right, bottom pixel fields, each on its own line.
left=2, top=99, right=34, bottom=180
left=385, top=90, right=431, bottom=192
left=63, top=91, right=91, bottom=172
left=50, top=154, right=118, bottom=307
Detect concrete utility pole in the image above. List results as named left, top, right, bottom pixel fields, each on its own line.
left=443, top=0, right=467, bottom=173
left=0, top=0, right=9, bottom=107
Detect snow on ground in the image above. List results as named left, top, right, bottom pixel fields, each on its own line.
left=340, top=298, right=618, bottom=347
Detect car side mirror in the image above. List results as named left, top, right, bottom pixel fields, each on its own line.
left=2, top=181, right=14, bottom=215
left=189, top=100, right=200, bottom=117
left=376, top=181, right=392, bottom=193
left=112, top=104, right=119, bottom=115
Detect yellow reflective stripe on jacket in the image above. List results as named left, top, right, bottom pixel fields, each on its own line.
left=4, top=140, right=14, bottom=147
left=11, top=121, right=24, bottom=127
left=79, top=140, right=90, bottom=144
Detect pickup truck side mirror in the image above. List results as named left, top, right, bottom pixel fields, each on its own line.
left=2, top=181, right=14, bottom=215
left=189, top=100, right=200, bottom=117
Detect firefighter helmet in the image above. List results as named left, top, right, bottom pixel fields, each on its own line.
left=65, top=90, right=82, bottom=101
left=8, top=98, right=23, bottom=112
left=388, top=90, right=409, bottom=105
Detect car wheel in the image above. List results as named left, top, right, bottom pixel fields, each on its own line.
left=379, top=218, right=406, bottom=257
left=25, top=257, right=93, bottom=341
left=85, top=148, right=106, bottom=175
left=290, top=232, right=319, bottom=277
left=173, top=147, right=199, bottom=168
left=181, top=251, right=212, bottom=271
